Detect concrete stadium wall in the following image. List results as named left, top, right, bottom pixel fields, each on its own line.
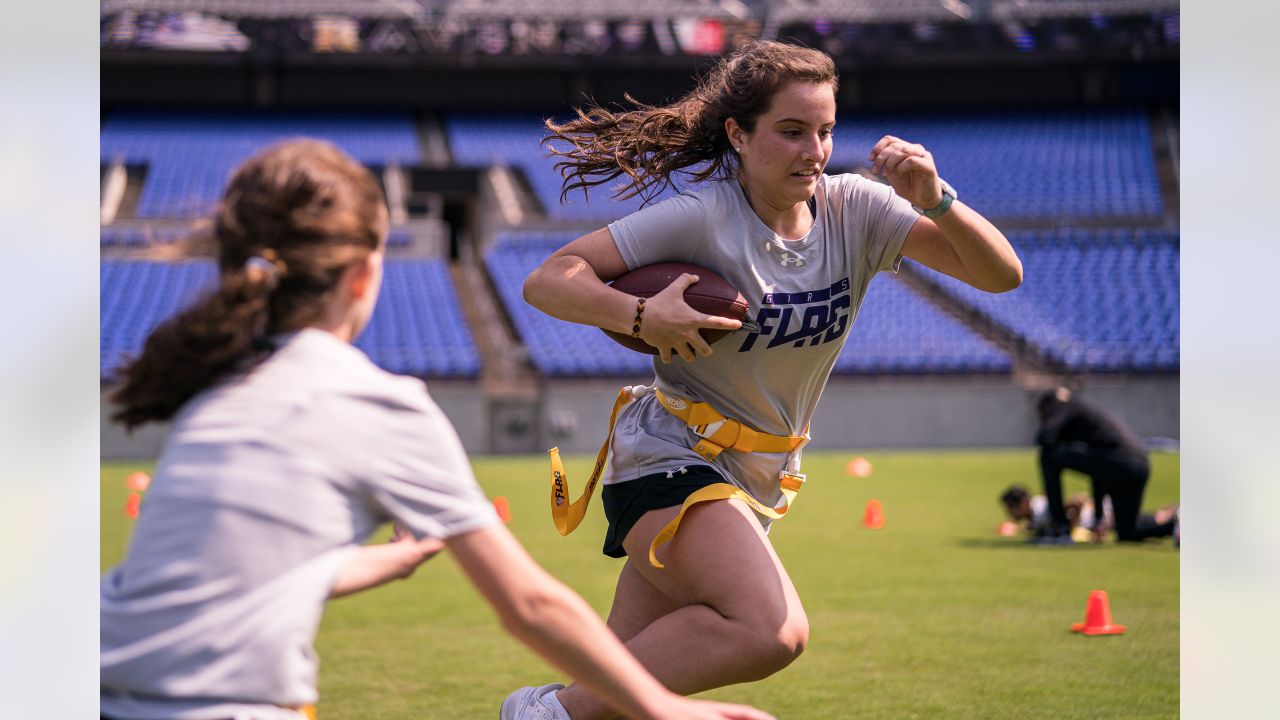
left=533, top=374, right=1180, bottom=454
left=102, top=374, right=1177, bottom=460
left=100, top=380, right=489, bottom=461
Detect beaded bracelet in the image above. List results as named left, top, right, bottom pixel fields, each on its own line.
left=631, top=297, right=646, bottom=337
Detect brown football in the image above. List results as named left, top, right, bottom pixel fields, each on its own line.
left=603, top=262, right=749, bottom=355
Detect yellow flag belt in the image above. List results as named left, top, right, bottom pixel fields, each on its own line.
left=549, top=386, right=808, bottom=568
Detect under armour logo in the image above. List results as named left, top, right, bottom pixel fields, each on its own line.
left=779, top=253, right=806, bottom=267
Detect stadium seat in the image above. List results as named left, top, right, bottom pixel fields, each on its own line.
left=450, top=109, right=1164, bottom=222
left=828, top=108, right=1163, bottom=219
left=100, top=111, right=422, bottom=218
left=100, top=258, right=480, bottom=379
left=447, top=115, right=687, bottom=222
left=920, top=227, right=1179, bottom=373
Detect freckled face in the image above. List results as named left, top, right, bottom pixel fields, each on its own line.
left=730, top=81, right=837, bottom=210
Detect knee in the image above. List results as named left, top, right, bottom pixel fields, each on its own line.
left=776, top=612, right=810, bottom=663
left=739, top=609, right=809, bottom=678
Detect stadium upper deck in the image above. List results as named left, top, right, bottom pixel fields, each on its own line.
left=100, top=0, right=1179, bottom=22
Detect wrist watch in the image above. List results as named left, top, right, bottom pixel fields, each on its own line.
left=915, top=179, right=957, bottom=219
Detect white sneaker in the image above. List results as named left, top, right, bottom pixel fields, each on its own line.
left=500, top=683, right=568, bottom=720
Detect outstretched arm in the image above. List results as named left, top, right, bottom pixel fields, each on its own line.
left=869, top=135, right=1023, bottom=293
left=447, top=524, right=774, bottom=720
left=329, top=525, right=445, bottom=599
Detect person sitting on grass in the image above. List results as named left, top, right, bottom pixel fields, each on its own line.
left=1000, top=484, right=1108, bottom=538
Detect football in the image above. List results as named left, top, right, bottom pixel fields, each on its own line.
left=603, top=262, right=749, bottom=354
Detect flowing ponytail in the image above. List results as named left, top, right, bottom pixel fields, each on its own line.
left=110, top=140, right=386, bottom=430
left=543, top=39, right=837, bottom=205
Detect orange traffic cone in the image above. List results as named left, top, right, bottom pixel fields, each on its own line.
left=124, top=492, right=142, bottom=519
left=126, top=471, right=151, bottom=492
left=493, top=496, right=511, bottom=524
left=845, top=456, right=873, bottom=478
left=1071, top=590, right=1126, bottom=636
left=863, top=499, right=884, bottom=529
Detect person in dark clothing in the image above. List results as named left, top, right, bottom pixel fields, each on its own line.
left=1032, top=387, right=1177, bottom=545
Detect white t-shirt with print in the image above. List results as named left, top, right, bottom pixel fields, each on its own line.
left=605, top=173, right=919, bottom=511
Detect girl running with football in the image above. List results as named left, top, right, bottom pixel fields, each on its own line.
left=509, top=39, right=1021, bottom=719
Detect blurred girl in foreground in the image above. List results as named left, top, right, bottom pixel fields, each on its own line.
left=100, top=139, right=772, bottom=720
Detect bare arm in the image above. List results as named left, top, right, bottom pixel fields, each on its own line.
left=869, top=135, right=1023, bottom=293
left=523, top=227, right=633, bottom=331
left=329, top=526, right=445, bottom=599
left=447, top=525, right=773, bottom=720
left=523, top=227, right=742, bottom=363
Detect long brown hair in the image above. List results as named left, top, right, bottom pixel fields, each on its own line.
left=543, top=39, right=837, bottom=205
left=110, top=139, right=386, bottom=430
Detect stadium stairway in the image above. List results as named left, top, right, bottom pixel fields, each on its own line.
left=448, top=240, right=546, bottom=452
left=895, top=261, right=1065, bottom=379
left=418, top=112, right=452, bottom=169
left=459, top=156, right=566, bottom=385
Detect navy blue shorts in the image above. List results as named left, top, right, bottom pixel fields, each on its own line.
left=601, top=465, right=723, bottom=558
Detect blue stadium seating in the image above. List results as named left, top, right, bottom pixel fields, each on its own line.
left=100, top=259, right=217, bottom=378
left=448, top=108, right=1162, bottom=221
left=100, top=258, right=480, bottom=379
left=830, top=109, right=1163, bottom=218
left=99, top=228, right=174, bottom=249
left=447, top=115, right=687, bottom=221
left=100, top=111, right=421, bottom=218
left=100, top=110, right=1174, bottom=382
left=355, top=259, right=481, bottom=377
left=485, top=232, right=1012, bottom=376
left=833, top=274, right=1012, bottom=375
left=920, top=228, right=1179, bottom=372
left=484, top=234, right=654, bottom=376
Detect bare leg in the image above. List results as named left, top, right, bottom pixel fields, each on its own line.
left=557, top=499, right=809, bottom=720
left=605, top=559, right=680, bottom=642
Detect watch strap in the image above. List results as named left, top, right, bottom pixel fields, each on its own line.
left=920, top=180, right=957, bottom=219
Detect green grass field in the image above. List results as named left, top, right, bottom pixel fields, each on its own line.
left=102, top=449, right=1179, bottom=719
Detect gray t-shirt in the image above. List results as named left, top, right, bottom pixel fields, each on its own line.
left=101, top=329, right=499, bottom=720
left=606, top=173, right=918, bottom=511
